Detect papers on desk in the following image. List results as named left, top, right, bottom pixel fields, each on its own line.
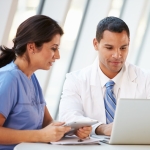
left=51, top=135, right=101, bottom=145
left=91, top=135, right=110, bottom=144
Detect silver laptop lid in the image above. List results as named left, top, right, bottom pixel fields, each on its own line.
left=110, top=98, right=150, bottom=144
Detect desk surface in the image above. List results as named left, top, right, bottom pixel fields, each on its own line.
left=14, top=142, right=150, bottom=150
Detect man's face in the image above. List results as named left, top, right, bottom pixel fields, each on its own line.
left=93, top=30, right=129, bottom=79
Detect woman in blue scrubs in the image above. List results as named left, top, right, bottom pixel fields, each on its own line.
left=0, top=15, right=91, bottom=150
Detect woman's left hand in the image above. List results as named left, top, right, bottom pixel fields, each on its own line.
left=75, top=126, right=92, bottom=139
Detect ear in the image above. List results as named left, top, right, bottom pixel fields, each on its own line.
left=26, top=43, right=36, bottom=54
left=93, top=38, right=99, bottom=51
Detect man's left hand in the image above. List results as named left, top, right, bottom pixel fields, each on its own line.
left=75, top=126, right=92, bottom=139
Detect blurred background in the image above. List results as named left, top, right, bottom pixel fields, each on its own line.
left=0, top=0, right=150, bottom=119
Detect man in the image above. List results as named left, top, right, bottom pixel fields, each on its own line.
left=59, top=16, right=150, bottom=136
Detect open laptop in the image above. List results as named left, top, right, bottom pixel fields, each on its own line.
left=92, top=98, right=150, bottom=144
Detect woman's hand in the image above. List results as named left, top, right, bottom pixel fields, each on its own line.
left=75, top=126, right=92, bottom=139
left=40, top=122, right=71, bottom=142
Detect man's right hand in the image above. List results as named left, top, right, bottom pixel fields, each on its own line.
left=95, top=123, right=113, bottom=136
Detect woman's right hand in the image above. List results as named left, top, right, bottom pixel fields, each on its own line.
left=40, top=122, right=71, bottom=142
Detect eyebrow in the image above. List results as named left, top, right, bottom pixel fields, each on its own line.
left=121, top=44, right=129, bottom=47
left=104, top=44, right=129, bottom=47
left=52, top=44, right=59, bottom=47
left=104, top=44, right=112, bottom=47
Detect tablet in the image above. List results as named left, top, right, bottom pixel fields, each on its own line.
left=63, top=120, right=98, bottom=129
left=63, top=120, right=98, bottom=136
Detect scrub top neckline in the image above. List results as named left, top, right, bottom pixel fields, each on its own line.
left=12, top=61, right=33, bottom=82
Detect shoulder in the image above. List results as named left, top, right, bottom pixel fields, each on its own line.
left=0, top=63, right=21, bottom=84
left=66, top=64, right=93, bottom=82
left=126, top=62, right=150, bottom=80
left=62, top=65, right=94, bottom=91
left=0, top=64, right=19, bottom=107
left=0, top=63, right=27, bottom=92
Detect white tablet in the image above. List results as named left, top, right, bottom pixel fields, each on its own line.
left=63, top=120, right=98, bottom=136
left=63, top=120, right=98, bottom=129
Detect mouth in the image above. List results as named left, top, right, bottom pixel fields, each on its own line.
left=49, top=61, right=55, bottom=66
left=110, top=61, right=122, bottom=66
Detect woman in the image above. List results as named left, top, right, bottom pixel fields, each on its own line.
left=0, top=15, right=91, bottom=150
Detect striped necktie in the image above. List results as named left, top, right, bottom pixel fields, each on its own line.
left=104, top=80, right=116, bottom=124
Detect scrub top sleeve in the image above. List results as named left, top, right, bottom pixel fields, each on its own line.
left=0, top=72, right=17, bottom=119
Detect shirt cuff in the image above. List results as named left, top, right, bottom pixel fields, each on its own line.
left=91, top=122, right=103, bottom=135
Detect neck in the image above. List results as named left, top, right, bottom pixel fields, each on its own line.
left=104, top=71, right=118, bottom=79
left=99, top=66, right=120, bottom=79
left=14, top=56, right=36, bottom=78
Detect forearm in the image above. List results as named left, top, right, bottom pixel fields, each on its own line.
left=42, top=106, right=53, bottom=128
left=95, top=124, right=106, bottom=135
left=95, top=123, right=112, bottom=136
left=42, top=118, right=52, bottom=128
left=0, top=127, right=43, bottom=144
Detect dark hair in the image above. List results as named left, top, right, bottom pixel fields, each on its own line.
left=96, top=16, right=130, bottom=42
left=0, top=15, right=63, bottom=68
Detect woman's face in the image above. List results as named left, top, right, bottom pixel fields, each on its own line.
left=32, top=34, right=61, bottom=70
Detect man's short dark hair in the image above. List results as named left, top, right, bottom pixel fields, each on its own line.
left=96, top=16, right=130, bottom=42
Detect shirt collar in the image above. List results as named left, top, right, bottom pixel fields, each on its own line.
left=98, top=63, right=125, bottom=88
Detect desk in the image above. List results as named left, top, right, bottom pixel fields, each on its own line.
left=14, top=142, right=150, bottom=150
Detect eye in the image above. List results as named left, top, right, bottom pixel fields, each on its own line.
left=51, top=47, right=58, bottom=51
left=120, top=47, right=126, bottom=50
left=106, top=47, right=112, bottom=50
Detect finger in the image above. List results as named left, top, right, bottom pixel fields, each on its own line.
left=56, top=132, right=65, bottom=140
left=78, top=128, right=90, bottom=135
left=76, top=131, right=86, bottom=139
left=78, top=127, right=92, bottom=134
left=54, top=126, right=71, bottom=133
left=75, top=131, right=84, bottom=139
left=76, top=130, right=89, bottom=139
left=82, top=126, right=92, bottom=131
left=64, top=126, right=71, bottom=132
left=77, top=126, right=91, bottom=132
left=51, top=133, right=64, bottom=142
left=50, top=122, right=65, bottom=126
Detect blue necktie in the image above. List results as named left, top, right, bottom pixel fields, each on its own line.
left=104, top=80, right=116, bottom=124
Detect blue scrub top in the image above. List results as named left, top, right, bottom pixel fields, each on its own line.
left=0, top=62, right=46, bottom=150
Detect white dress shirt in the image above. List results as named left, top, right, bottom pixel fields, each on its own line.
left=98, top=63, right=125, bottom=101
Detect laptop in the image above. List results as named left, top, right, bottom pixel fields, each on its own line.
left=92, top=98, right=150, bottom=144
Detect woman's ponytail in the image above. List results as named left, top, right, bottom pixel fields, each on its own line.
left=0, top=46, right=16, bottom=68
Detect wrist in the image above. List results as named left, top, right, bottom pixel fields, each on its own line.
left=32, top=129, right=43, bottom=142
left=95, top=124, right=106, bottom=135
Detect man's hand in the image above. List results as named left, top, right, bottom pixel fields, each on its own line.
left=75, top=126, right=92, bottom=139
left=95, top=123, right=113, bottom=136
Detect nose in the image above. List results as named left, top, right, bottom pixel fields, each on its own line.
left=54, top=50, right=60, bottom=59
left=112, top=49, right=121, bottom=59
